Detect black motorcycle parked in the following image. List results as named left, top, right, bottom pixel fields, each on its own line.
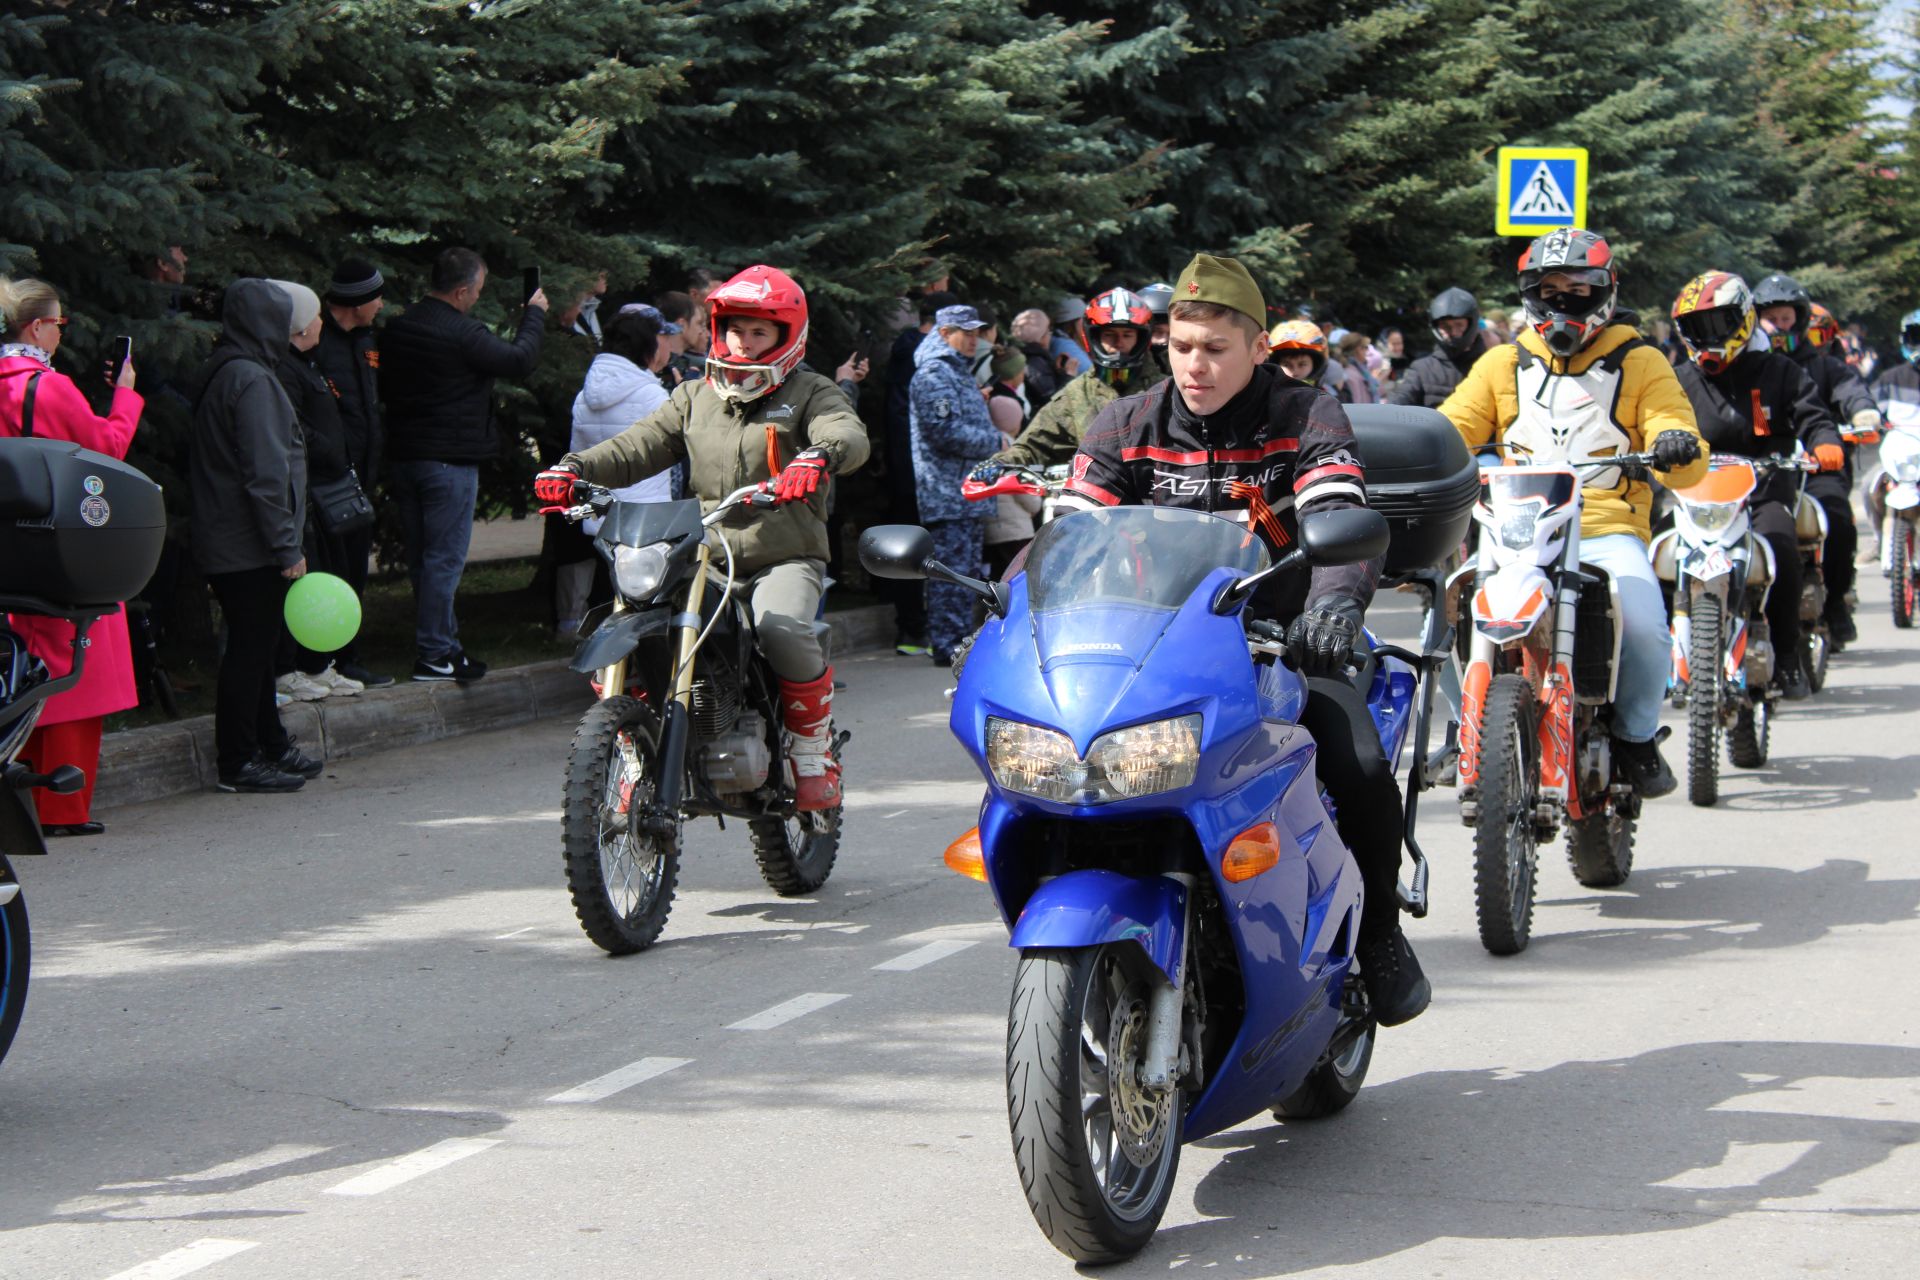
left=1, top=438, right=165, bottom=1065
left=553, top=480, right=846, bottom=955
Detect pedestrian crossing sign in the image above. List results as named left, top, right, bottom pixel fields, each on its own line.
left=1496, top=146, right=1588, bottom=237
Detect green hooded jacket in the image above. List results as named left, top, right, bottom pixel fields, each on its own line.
left=991, top=362, right=1168, bottom=469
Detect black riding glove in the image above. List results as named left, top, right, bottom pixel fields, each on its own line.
left=967, top=460, right=1004, bottom=485
left=1651, top=430, right=1702, bottom=471
left=1286, top=596, right=1364, bottom=675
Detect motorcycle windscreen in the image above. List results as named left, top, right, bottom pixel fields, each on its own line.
left=597, top=497, right=704, bottom=548
left=1025, top=507, right=1269, bottom=667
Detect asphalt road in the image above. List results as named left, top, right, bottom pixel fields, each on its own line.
left=2, top=597, right=1918, bottom=1278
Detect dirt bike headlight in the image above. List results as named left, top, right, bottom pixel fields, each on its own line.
left=986, top=715, right=1200, bottom=804
left=1497, top=505, right=1541, bottom=551
left=613, top=543, right=671, bottom=600
left=1687, top=501, right=1740, bottom=535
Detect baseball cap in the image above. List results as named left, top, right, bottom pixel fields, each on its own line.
left=618, top=302, right=683, bottom=335
left=935, top=304, right=989, bottom=331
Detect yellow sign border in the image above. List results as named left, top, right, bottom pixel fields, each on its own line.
left=1496, top=146, right=1589, bottom=237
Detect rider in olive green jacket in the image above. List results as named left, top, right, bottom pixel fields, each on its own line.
left=986, top=287, right=1167, bottom=473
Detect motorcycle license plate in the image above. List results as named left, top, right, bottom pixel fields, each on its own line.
left=1694, top=547, right=1732, bottom=580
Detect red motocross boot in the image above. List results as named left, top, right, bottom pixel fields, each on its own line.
left=780, top=668, right=841, bottom=811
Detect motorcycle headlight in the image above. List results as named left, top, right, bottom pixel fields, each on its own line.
left=613, top=543, right=671, bottom=600
left=1686, top=501, right=1740, bottom=535
left=1891, top=458, right=1920, bottom=484
left=986, top=714, right=1201, bottom=805
left=1497, top=506, right=1540, bottom=552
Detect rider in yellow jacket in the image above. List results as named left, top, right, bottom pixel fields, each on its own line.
left=1439, top=227, right=1706, bottom=798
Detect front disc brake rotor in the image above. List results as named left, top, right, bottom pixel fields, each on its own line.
left=1107, top=995, right=1173, bottom=1167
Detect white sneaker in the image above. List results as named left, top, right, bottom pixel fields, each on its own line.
left=315, top=664, right=364, bottom=697
left=275, top=671, right=332, bottom=702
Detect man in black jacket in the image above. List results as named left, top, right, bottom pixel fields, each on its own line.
left=379, top=247, right=546, bottom=683
left=1753, top=274, right=1878, bottom=647
left=1388, top=287, right=1490, bottom=409
left=1062, top=253, right=1430, bottom=1028
left=1672, top=272, right=1844, bottom=699
left=312, top=257, right=391, bottom=686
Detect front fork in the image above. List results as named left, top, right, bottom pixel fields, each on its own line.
left=602, top=542, right=715, bottom=831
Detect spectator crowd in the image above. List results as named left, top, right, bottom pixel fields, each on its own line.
left=0, top=248, right=1900, bottom=817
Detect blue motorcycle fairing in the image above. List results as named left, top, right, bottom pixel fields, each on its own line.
left=960, top=565, right=1370, bottom=1143
left=1362, top=631, right=1419, bottom=772
left=1008, top=870, right=1188, bottom=985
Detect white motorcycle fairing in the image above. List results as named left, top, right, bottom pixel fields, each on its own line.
left=1472, top=563, right=1555, bottom=645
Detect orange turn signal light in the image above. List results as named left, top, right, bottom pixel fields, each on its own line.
left=945, top=827, right=988, bottom=882
left=1221, top=822, right=1282, bottom=883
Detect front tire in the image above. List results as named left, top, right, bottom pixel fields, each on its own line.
left=562, top=696, right=680, bottom=955
left=1686, top=595, right=1723, bottom=808
left=0, top=856, right=29, bottom=1066
left=1471, top=674, right=1539, bottom=955
left=1893, top=521, right=1915, bottom=629
left=1007, top=945, right=1182, bottom=1265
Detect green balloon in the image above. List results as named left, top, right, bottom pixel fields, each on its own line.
left=284, top=571, right=362, bottom=653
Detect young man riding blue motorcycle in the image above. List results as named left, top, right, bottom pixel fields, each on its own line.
left=1055, top=252, right=1430, bottom=1027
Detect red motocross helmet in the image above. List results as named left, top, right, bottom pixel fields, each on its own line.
left=1517, top=227, right=1619, bottom=358
left=706, top=264, right=809, bottom=403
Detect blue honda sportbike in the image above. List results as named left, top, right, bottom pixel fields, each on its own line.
left=861, top=465, right=1465, bottom=1262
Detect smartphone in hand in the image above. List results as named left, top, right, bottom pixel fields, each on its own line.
left=109, top=336, right=133, bottom=385
left=523, top=266, right=541, bottom=304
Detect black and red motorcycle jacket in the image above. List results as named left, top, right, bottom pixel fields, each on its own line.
left=1063, top=363, right=1379, bottom=620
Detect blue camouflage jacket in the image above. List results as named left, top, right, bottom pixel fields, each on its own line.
left=908, top=329, right=1002, bottom=523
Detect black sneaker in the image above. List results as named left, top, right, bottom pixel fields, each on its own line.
left=271, top=745, right=324, bottom=779
left=336, top=661, right=395, bottom=689
left=1614, top=735, right=1677, bottom=798
left=218, top=761, right=306, bottom=793
left=413, top=655, right=458, bottom=682
left=1829, top=612, right=1858, bottom=649
left=450, top=651, right=488, bottom=683
left=1358, top=926, right=1431, bottom=1027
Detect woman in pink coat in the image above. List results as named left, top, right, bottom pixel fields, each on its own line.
left=0, top=277, right=144, bottom=837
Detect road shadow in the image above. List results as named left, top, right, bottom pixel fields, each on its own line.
left=1711, top=751, right=1920, bottom=811
left=1776, top=680, right=1920, bottom=720
left=1454, top=858, right=1920, bottom=970
left=1138, top=1040, right=1920, bottom=1276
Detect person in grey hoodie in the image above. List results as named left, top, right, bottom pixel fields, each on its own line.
left=188, top=279, right=324, bottom=794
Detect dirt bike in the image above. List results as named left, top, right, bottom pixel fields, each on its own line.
left=552, top=481, right=846, bottom=956
left=1777, top=452, right=1834, bottom=693
left=1452, top=452, right=1664, bottom=955
left=1653, top=455, right=1801, bottom=805
left=1870, top=409, right=1920, bottom=628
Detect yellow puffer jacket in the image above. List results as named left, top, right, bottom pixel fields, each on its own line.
left=1439, top=324, right=1707, bottom=543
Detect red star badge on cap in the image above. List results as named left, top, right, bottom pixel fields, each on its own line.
left=1186, top=281, right=1200, bottom=294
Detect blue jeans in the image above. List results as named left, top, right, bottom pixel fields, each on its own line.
left=1581, top=533, right=1670, bottom=743
left=391, top=459, right=479, bottom=661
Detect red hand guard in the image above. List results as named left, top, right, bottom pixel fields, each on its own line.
left=772, top=449, right=831, bottom=504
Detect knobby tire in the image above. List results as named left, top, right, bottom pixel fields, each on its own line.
left=1471, top=673, right=1539, bottom=955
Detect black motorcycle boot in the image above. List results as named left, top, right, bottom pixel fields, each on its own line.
left=1615, top=733, right=1677, bottom=799
left=1357, top=925, right=1431, bottom=1027
left=1828, top=608, right=1858, bottom=649
left=1777, top=661, right=1811, bottom=701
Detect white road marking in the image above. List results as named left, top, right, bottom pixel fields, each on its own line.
left=102, top=1239, right=259, bottom=1280
left=882, top=808, right=908, bottom=819
left=546, top=1056, right=691, bottom=1104
left=726, top=992, right=848, bottom=1031
left=323, top=1137, right=502, bottom=1196
left=98, top=1143, right=330, bottom=1191
left=873, top=939, right=977, bottom=971
left=493, top=926, right=537, bottom=939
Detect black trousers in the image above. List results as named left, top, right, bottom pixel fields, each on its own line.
left=1300, top=668, right=1404, bottom=943
left=336, top=519, right=374, bottom=665
left=209, top=566, right=293, bottom=777
left=1805, top=474, right=1856, bottom=618
left=1751, top=501, right=1803, bottom=675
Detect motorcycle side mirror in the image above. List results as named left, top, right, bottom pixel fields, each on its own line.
left=1300, top=507, right=1391, bottom=567
left=1213, top=508, right=1391, bottom=614
left=859, top=525, right=936, bottom=580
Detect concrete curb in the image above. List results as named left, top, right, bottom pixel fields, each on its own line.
left=95, top=602, right=897, bottom=810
